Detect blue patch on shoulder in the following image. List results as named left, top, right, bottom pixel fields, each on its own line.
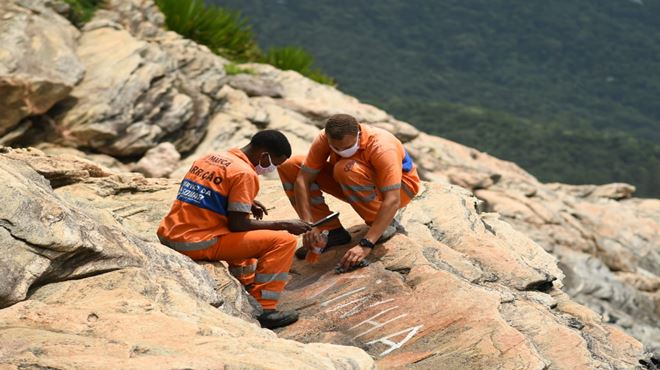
left=402, top=149, right=414, bottom=173
left=176, top=179, right=228, bottom=216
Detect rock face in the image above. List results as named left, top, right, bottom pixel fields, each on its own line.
left=0, top=0, right=84, bottom=137
left=0, top=148, right=375, bottom=369
left=0, top=0, right=657, bottom=367
left=0, top=148, right=651, bottom=369
left=132, top=142, right=180, bottom=178
left=49, top=0, right=228, bottom=157
left=167, top=59, right=660, bottom=358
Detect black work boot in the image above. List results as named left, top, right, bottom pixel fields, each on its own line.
left=257, top=309, right=299, bottom=329
left=295, top=227, right=352, bottom=260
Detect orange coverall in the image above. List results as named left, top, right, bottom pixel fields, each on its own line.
left=157, top=148, right=296, bottom=310
left=277, top=124, right=421, bottom=227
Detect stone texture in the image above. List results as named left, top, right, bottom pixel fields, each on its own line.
left=47, top=0, right=232, bottom=157
left=132, top=142, right=180, bottom=178
left=0, top=0, right=657, bottom=365
left=0, top=148, right=375, bottom=369
left=0, top=269, right=373, bottom=369
left=54, top=24, right=209, bottom=156
left=223, top=73, right=284, bottom=98
left=257, top=179, right=646, bottom=369
left=163, top=59, right=659, bottom=359
left=0, top=0, right=84, bottom=137
left=1, top=147, right=654, bottom=368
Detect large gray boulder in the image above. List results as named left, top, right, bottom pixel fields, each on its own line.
left=0, top=0, right=84, bottom=137
left=52, top=0, right=232, bottom=157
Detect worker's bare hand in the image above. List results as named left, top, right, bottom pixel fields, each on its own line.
left=302, top=228, right=320, bottom=249
left=340, top=245, right=371, bottom=270
left=281, top=219, right=312, bottom=235
left=251, top=200, right=268, bottom=220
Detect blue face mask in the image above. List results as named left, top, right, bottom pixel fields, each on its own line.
left=255, top=153, right=276, bottom=175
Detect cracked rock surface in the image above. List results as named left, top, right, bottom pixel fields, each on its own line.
left=0, top=0, right=657, bottom=367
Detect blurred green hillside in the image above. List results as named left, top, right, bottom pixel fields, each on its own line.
left=216, top=0, right=660, bottom=197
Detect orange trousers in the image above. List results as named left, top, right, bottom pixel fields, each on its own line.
left=182, top=230, right=296, bottom=310
left=277, top=155, right=417, bottom=226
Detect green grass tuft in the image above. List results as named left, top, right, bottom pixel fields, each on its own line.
left=265, top=46, right=335, bottom=85
left=224, top=63, right=255, bottom=75
left=62, top=0, right=103, bottom=27
left=155, top=0, right=261, bottom=62
left=154, top=0, right=335, bottom=84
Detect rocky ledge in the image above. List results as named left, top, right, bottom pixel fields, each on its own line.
left=0, top=147, right=653, bottom=369
left=0, top=0, right=658, bottom=368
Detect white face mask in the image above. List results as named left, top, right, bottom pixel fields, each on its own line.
left=331, top=133, right=360, bottom=158
left=255, top=153, right=277, bottom=175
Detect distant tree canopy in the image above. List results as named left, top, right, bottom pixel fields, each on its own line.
left=216, top=0, right=660, bottom=197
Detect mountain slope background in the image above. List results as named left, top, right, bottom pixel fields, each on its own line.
left=216, top=0, right=660, bottom=197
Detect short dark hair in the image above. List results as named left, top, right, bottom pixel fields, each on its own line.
left=325, top=114, right=359, bottom=140
left=250, top=130, right=292, bottom=157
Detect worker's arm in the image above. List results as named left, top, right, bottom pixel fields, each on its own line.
left=293, top=132, right=329, bottom=224
left=339, top=189, right=400, bottom=269
left=226, top=172, right=311, bottom=235
left=228, top=211, right=311, bottom=235
left=294, top=169, right=323, bottom=248
left=293, top=169, right=318, bottom=222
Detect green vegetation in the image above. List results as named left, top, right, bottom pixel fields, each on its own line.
left=265, top=47, right=335, bottom=85
left=154, top=0, right=333, bottom=84
left=61, top=0, right=103, bottom=26
left=154, top=0, right=260, bottom=61
left=386, top=100, right=660, bottom=196
left=217, top=0, right=660, bottom=197
left=224, top=63, right=255, bottom=75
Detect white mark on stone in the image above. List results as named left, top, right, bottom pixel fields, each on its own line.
left=369, top=298, right=395, bottom=308
left=376, top=279, right=382, bottom=284
left=346, top=275, right=368, bottom=280
left=320, top=287, right=366, bottom=307
left=325, top=296, right=370, bottom=314
left=366, top=325, right=423, bottom=356
left=354, top=314, right=408, bottom=339
left=309, top=279, right=340, bottom=299
left=350, top=306, right=399, bottom=331
left=341, top=304, right=366, bottom=319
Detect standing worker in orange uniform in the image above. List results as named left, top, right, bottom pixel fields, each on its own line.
left=157, top=130, right=311, bottom=329
left=277, top=114, right=421, bottom=270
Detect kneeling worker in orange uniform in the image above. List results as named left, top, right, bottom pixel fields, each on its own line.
left=157, top=130, right=311, bottom=329
left=277, top=114, right=421, bottom=270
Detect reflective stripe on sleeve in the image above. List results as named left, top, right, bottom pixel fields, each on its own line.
left=402, top=182, right=416, bottom=199
left=379, top=184, right=402, bottom=192
left=157, top=235, right=218, bottom=251
left=227, top=202, right=252, bottom=213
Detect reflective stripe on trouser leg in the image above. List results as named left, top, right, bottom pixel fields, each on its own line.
left=334, top=160, right=420, bottom=225
left=248, top=234, right=297, bottom=310
left=210, top=230, right=297, bottom=310
left=334, top=159, right=382, bottom=224
left=277, top=155, right=344, bottom=230
left=228, top=258, right=257, bottom=286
